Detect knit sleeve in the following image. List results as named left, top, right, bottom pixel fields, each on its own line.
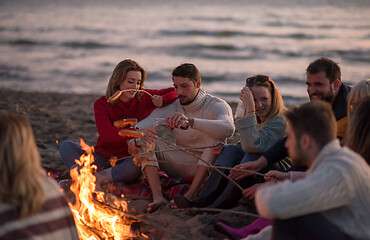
left=255, top=162, right=354, bottom=220
left=94, top=98, right=133, bottom=144
left=191, top=101, right=235, bottom=139
left=135, top=102, right=178, bottom=129
left=145, top=87, right=178, bottom=106
left=234, top=115, right=286, bottom=153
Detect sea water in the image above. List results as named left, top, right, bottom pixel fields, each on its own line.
left=0, top=0, right=369, bottom=105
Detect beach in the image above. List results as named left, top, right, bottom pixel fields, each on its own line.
left=0, top=89, right=254, bottom=239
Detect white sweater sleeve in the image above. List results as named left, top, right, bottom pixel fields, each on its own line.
left=191, top=101, right=235, bottom=139
left=135, top=103, right=176, bottom=129
left=255, top=162, right=354, bottom=220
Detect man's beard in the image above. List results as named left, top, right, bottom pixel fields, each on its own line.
left=179, top=98, right=192, bottom=105
left=291, top=143, right=308, bottom=167
left=321, top=88, right=335, bottom=103
left=179, top=95, right=195, bottom=105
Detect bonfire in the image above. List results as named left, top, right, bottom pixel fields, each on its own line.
left=66, top=139, right=146, bottom=240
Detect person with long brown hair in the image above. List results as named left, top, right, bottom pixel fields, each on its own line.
left=59, top=59, right=177, bottom=185
left=346, top=97, right=370, bottom=164
left=0, top=111, right=79, bottom=239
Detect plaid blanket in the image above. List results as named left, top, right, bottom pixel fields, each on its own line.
left=104, top=171, right=192, bottom=199
left=45, top=168, right=191, bottom=199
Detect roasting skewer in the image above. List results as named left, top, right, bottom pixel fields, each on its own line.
left=107, top=89, right=154, bottom=103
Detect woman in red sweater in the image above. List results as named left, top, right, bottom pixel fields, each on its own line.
left=59, top=59, right=177, bottom=184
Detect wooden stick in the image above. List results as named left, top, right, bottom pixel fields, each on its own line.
left=118, top=146, right=264, bottom=177
left=116, top=145, right=215, bottom=161
left=171, top=207, right=261, bottom=218
left=153, top=159, right=264, bottom=177
left=107, top=89, right=153, bottom=103
left=153, top=136, right=245, bottom=191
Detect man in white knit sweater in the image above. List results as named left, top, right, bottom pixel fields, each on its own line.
left=135, top=63, right=235, bottom=212
left=249, top=101, right=370, bottom=240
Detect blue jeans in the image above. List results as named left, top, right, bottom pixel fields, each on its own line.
left=215, top=145, right=261, bottom=167
left=194, top=145, right=282, bottom=208
left=59, top=140, right=141, bottom=183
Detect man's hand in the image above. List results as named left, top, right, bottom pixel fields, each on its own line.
left=151, top=95, right=164, bottom=107
left=165, top=112, right=189, bottom=129
left=229, top=156, right=268, bottom=180
left=211, top=142, right=225, bottom=154
left=127, top=128, right=157, bottom=154
left=264, top=170, right=290, bottom=182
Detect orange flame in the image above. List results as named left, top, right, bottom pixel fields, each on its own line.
left=67, top=139, right=143, bottom=239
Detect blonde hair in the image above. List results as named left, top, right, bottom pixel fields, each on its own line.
left=249, top=75, right=285, bottom=125
left=105, top=59, right=146, bottom=104
left=0, top=111, right=46, bottom=218
left=347, top=79, right=370, bottom=117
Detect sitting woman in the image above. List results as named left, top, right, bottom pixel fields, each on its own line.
left=174, top=74, right=287, bottom=209
left=59, top=59, right=177, bottom=185
left=346, top=96, right=370, bottom=164
left=0, top=111, right=79, bottom=239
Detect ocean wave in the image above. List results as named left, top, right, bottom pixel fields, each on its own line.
left=4, top=38, right=125, bottom=50
left=9, top=39, right=38, bottom=46
left=160, top=29, right=245, bottom=37
left=265, top=21, right=370, bottom=30
left=62, top=41, right=108, bottom=49
left=0, top=64, right=31, bottom=81
left=310, top=49, right=370, bottom=63
left=159, top=29, right=322, bottom=39
left=7, top=38, right=52, bottom=46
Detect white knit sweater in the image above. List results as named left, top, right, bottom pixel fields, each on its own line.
left=254, top=140, right=370, bottom=240
left=136, top=87, right=235, bottom=177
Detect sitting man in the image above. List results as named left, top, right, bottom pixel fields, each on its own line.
left=250, top=101, right=370, bottom=240
left=134, top=63, right=235, bottom=212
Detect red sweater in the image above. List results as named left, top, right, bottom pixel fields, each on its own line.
left=93, top=87, right=177, bottom=159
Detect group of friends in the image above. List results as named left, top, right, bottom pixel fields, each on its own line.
left=0, top=57, right=369, bottom=240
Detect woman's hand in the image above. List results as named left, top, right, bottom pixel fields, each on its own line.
left=242, top=183, right=263, bottom=199
left=240, top=87, right=255, bottom=114
left=229, top=157, right=267, bottom=180
left=264, top=170, right=290, bottom=182
left=152, top=95, right=164, bottom=107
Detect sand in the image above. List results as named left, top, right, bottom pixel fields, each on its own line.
left=0, top=89, right=257, bottom=240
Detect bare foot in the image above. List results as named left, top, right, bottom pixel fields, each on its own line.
left=147, top=198, right=168, bottom=213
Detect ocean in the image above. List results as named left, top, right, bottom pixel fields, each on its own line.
left=1, top=0, right=369, bottom=105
